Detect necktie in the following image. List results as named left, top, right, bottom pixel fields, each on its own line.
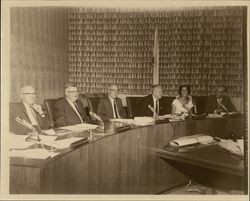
left=30, top=106, right=38, bottom=125
left=155, top=100, right=159, bottom=115
left=113, top=99, right=119, bottom=118
left=74, top=102, right=84, bottom=123
left=217, top=98, right=221, bottom=110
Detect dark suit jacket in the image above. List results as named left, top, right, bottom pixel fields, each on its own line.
left=9, top=102, right=50, bottom=135
left=205, top=95, right=236, bottom=113
left=139, top=94, right=164, bottom=116
left=97, top=97, right=126, bottom=121
left=53, top=98, right=91, bottom=127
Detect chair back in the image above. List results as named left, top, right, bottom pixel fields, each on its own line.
left=44, top=98, right=61, bottom=128
left=87, top=97, right=103, bottom=114
left=160, top=96, right=176, bottom=114
left=193, top=96, right=208, bottom=114
left=126, top=96, right=144, bottom=118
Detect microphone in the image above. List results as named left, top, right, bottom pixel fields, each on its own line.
left=219, top=103, right=228, bottom=113
left=89, top=111, right=102, bottom=122
left=89, top=111, right=104, bottom=130
left=148, top=105, right=159, bottom=119
left=15, top=116, right=41, bottom=141
left=15, top=116, right=34, bottom=130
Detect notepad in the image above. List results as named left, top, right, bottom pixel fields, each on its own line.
left=170, top=134, right=215, bottom=147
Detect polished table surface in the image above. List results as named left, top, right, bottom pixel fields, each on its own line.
left=9, top=116, right=245, bottom=194
left=157, top=143, right=244, bottom=177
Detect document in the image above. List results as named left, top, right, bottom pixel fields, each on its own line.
left=51, top=137, right=85, bottom=149
left=170, top=134, right=215, bottom=147
left=109, top=118, right=134, bottom=124
left=42, top=129, right=56, bottom=135
left=10, top=148, right=59, bottom=159
left=59, top=123, right=98, bottom=132
left=9, top=134, right=35, bottom=150
left=133, top=117, right=155, bottom=126
left=207, top=113, right=224, bottom=118
left=39, top=135, right=58, bottom=146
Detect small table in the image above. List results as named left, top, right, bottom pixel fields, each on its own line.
left=157, top=144, right=245, bottom=193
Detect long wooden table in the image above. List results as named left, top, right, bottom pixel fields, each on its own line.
left=9, top=117, right=245, bottom=194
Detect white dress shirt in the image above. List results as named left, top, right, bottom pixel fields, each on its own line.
left=109, top=96, right=120, bottom=118
left=152, top=96, right=159, bottom=114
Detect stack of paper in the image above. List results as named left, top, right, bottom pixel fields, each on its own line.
left=109, top=118, right=134, bottom=124
left=133, top=117, right=155, bottom=126
left=42, top=129, right=56, bottom=135
left=51, top=137, right=85, bottom=149
left=9, top=134, right=35, bottom=150
left=207, top=113, right=224, bottom=118
left=60, top=123, right=98, bottom=132
left=10, top=148, right=58, bottom=159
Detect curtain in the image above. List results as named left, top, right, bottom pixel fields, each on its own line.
left=68, top=7, right=245, bottom=98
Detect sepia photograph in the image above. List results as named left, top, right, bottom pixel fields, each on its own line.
left=1, top=0, right=249, bottom=200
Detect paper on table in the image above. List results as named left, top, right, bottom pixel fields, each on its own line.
left=10, top=148, right=59, bottom=159
left=133, top=117, right=155, bottom=126
left=207, top=113, right=223, bottom=118
left=170, top=134, right=214, bottom=147
left=159, top=114, right=173, bottom=119
left=39, top=135, right=57, bottom=146
left=237, top=139, right=244, bottom=152
left=109, top=118, right=134, bottom=124
left=42, top=129, right=56, bottom=135
left=52, top=137, right=84, bottom=149
left=60, top=123, right=98, bottom=132
left=9, top=134, right=35, bottom=149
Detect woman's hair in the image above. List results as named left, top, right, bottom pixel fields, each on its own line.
left=178, top=85, right=191, bottom=96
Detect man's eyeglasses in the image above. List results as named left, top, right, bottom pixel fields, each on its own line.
left=21, top=93, right=37, bottom=95
left=109, top=89, right=119, bottom=92
left=66, top=90, right=79, bottom=93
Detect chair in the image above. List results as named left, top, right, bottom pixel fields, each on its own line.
left=193, top=96, right=208, bottom=114
left=161, top=96, right=176, bottom=114
left=44, top=98, right=61, bottom=128
left=87, top=97, right=103, bottom=114
left=126, top=96, right=144, bottom=118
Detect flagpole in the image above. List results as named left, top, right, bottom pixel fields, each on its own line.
left=153, top=28, right=159, bottom=85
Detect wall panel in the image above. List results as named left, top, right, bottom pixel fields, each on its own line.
left=10, top=7, right=69, bottom=103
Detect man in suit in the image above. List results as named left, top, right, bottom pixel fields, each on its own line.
left=139, top=85, right=164, bottom=117
left=53, top=83, right=92, bottom=127
left=9, top=85, right=50, bottom=135
left=97, top=84, right=126, bottom=121
left=205, top=86, right=236, bottom=114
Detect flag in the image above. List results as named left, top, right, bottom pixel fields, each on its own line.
left=153, top=28, right=159, bottom=85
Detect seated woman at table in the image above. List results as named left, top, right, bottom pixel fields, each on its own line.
left=171, top=85, right=197, bottom=116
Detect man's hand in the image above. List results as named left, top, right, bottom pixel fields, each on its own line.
left=31, top=104, right=44, bottom=116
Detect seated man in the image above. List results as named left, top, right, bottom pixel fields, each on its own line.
left=139, top=85, right=164, bottom=117
left=9, top=85, right=50, bottom=135
left=205, top=86, right=236, bottom=114
left=53, top=83, right=92, bottom=127
left=97, top=84, right=126, bottom=121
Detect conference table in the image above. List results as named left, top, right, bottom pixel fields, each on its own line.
left=9, top=116, right=245, bottom=194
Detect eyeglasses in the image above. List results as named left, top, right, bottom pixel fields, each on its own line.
left=21, top=93, right=37, bottom=95
left=66, top=90, right=79, bottom=93
left=109, top=89, right=119, bottom=92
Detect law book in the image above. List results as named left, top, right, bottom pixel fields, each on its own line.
left=170, top=134, right=216, bottom=147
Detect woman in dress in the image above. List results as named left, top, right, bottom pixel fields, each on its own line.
left=171, top=85, right=197, bottom=115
